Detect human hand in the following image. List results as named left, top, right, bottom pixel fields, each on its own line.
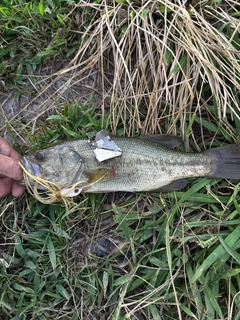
left=0, top=136, right=26, bottom=197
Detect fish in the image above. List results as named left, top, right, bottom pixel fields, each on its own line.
left=20, top=133, right=240, bottom=194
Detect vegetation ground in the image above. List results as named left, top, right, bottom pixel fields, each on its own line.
left=0, top=0, right=240, bottom=319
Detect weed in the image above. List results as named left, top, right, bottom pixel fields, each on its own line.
left=0, top=0, right=240, bottom=319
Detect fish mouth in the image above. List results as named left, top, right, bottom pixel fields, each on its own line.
left=19, top=157, right=42, bottom=187
left=20, top=157, right=42, bottom=176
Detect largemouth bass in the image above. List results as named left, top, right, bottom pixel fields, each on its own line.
left=20, top=133, right=240, bottom=194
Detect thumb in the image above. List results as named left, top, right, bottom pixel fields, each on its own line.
left=0, top=155, right=23, bottom=181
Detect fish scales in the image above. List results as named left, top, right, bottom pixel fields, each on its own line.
left=20, top=135, right=226, bottom=193
left=84, top=138, right=213, bottom=192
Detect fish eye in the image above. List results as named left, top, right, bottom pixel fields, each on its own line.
left=35, top=151, right=45, bottom=161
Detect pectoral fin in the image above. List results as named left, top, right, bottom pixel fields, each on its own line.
left=140, top=134, right=183, bottom=149
left=82, top=168, right=115, bottom=192
left=150, top=179, right=188, bottom=192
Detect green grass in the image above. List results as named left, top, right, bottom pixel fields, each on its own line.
left=0, top=0, right=79, bottom=84
left=0, top=0, right=240, bottom=319
left=1, top=105, right=240, bottom=319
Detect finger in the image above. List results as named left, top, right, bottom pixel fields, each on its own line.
left=0, top=178, right=13, bottom=197
left=0, top=136, right=22, bottom=160
left=12, top=182, right=26, bottom=197
left=0, top=155, right=23, bottom=180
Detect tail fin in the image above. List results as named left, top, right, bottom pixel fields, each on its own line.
left=205, top=143, right=240, bottom=179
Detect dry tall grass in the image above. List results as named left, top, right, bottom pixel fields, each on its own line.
left=61, top=0, right=240, bottom=137
left=2, top=0, right=239, bottom=143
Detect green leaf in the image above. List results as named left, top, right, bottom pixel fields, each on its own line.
left=221, top=268, right=240, bottom=278
left=38, top=49, right=56, bottom=57
left=149, top=304, right=162, bottom=319
left=194, top=116, right=219, bottom=134
left=180, top=303, right=198, bottom=319
left=15, top=235, right=26, bottom=258
left=113, top=274, right=131, bottom=286
left=192, top=225, right=240, bottom=283
left=169, top=178, right=213, bottom=218
left=142, top=9, right=149, bottom=18
left=13, top=283, right=35, bottom=295
left=62, top=126, right=79, bottom=138
left=219, top=237, right=240, bottom=264
left=47, top=237, right=57, bottom=269
left=16, top=63, right=23, bottom=78
left=47, top=115, right=69, bottom=121
left=172, top=52, right=187, bottom=75
left=113, top=204, right=132, bottom=240
left=39, top=0, right=44, bottom=16
left=159, top=4, right=173, bottom=13
left=205, top=284, right=223, bottom=318
left=57, top=14, right=65, bottom=26
left=56, top=284, right=70, bottom=299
